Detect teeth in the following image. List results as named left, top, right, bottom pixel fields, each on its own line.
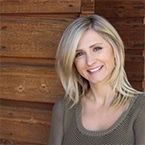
left=89, top=66, right=102, bottom=72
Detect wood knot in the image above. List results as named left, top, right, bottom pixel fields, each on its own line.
left=0, top=46, right=6, bottom=49
left=1, top=26, right=7, bottom=30
left=69, top=4, right=73, bottom=7
left=41, top=84, right=47, bottom=89
left=17, top=85, right=25, bottom=92
left=9, top=112, right=13, bottom=117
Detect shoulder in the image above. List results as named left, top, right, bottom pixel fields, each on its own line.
left=125, top=93, right=145, bottom=123
left=53, top=96, right=72, bottom=113
left=134, top=93, right=145, bottom=106
left=53, top=96, right=76, bottom=127
left=132, top=93, right=145, bottom=130
left=53, top=96, right=65, bottom=111
left=131, top=93, right=145, bottom=115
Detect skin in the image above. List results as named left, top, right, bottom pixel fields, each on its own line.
left=75, top=29, right=115, bottom=87
left=74, top=29, right=124, bottom=131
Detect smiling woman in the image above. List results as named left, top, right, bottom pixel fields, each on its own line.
left=74, top=30, right=115, bottom=86
left=48, top=14, right=145, bottom=145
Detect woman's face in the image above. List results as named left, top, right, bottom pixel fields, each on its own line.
left=74, top=29, right=115, bottom=86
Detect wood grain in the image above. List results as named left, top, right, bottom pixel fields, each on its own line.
left=81, top=0, right=95, bottom=15
left=0, top=0, right=144, bottom=144
left=0, top=0, right=81, bottom=14
left=0, top=64, right=64, bottom=103
left=0, top=14, right=78, bottom=58
left=129, top=81, right=143, bottom=91
left=0, top=104, right=52, bottom=145
left=95, top=0, right=144, bottom=17
left=108, top=18, right=144, bottom=51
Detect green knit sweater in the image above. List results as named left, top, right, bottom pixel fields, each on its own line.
left=48, top=93, right=145, bottom=145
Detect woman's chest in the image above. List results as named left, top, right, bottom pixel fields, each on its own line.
left=81, top=103, right=125, bottom=131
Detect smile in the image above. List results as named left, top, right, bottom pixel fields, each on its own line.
left=88, top=66, right=103, bottom=72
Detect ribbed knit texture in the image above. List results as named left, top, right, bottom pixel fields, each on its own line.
left=48, top=94, right=145, bottom=145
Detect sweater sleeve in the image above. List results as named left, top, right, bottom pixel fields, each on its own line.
left=48, top=97, right=64, bottom=145
left=134, top=103, right=145, bottom=145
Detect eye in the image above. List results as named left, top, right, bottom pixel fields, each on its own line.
left=75, top=51, right=84, bottom=57
left=94, top=46, right=102, bottom=51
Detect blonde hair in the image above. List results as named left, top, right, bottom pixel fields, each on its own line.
left=56, top=14, right=139, bottom=108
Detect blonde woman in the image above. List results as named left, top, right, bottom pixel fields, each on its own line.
left=48, top=14, right=145, bottom=145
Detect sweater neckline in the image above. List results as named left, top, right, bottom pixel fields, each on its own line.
left=75, top=95, right=137, bottom=137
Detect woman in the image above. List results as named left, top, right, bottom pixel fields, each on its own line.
left=48, top=14, right=145, bottom=145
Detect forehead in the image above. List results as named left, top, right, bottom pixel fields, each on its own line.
left=77, top=29, right=111, bottom=50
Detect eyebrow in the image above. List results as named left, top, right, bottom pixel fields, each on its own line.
left=89, top=43, right=102, bottom=48
left=76, top=43, right=102, bottom=51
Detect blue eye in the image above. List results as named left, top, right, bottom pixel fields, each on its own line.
left=94, top=47, right=102, bottom=51
left=76, top=52, right=83, bottom=57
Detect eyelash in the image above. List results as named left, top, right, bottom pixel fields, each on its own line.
left=94, top=46, right=102, bottom=51
left=75, top=47, right=103, bottom=57
left=76, top=52, right=83, bottom=57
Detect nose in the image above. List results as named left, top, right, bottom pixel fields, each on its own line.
left=86, top=53, right=96, bottom=66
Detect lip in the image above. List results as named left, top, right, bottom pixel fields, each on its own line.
left=87, top=65, right=103, bottom=73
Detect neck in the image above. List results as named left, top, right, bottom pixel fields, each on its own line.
left=87, top=83, right=116, bottom=106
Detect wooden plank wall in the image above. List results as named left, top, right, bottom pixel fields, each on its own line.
left=0, top=0, right=144, bottom=144
left=0, top=0, right=94, bottom=145
left=95, top=0, right=145, bottom=91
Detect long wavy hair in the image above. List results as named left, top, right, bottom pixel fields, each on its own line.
left=56, top=14, right=139, bottom=108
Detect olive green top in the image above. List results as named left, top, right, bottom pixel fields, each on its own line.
left=48, top=93, right=145, bottom=145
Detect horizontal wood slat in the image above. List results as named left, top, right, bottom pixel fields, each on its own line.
left=125, top=49, right=143, bottom=55
left=0, top=15, right=78, bottom=58
left=81, top=0, right=95, bottom=15
left=0, top=99, right=54, bottom=110
left=0, top=65, right=64, bottom=103
left=0, top=0, right=81, bottom=14
left=0, top=55, right=143, bottom=104
left=0, top=57, right=55, bottom=67
left=109, top=19, right=144, bottom=51
left=125, top=55, right=144, bottom=81
left=0, top=105, right=51, bottom=145
left=95, top=0, right=144, bottom=17
left=129, top=81, right=143, bottom=91
left=1, top=16, right=144, bottom=58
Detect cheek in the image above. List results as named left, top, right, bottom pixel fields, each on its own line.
left=107, top=55, right=115, bottom=69
left=106, top=49, right=114, bottom=62
left=75, top=62, right=81, bottom=72
left=102, top=52, right=115, bottom=68
left=74, top=60, right=85, bottom=72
